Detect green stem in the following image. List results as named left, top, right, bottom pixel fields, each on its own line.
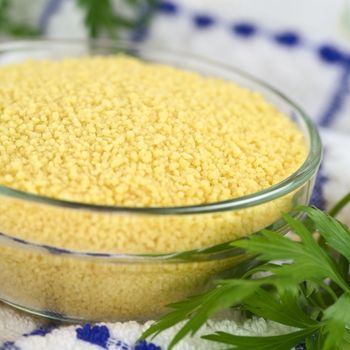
left=339, top=254, right=349, bottom=285
left=328, top=193, right=350, bottom=217
left=327, top=192, right=350, bottom=291
left=320, top=282, right=337, bottom=303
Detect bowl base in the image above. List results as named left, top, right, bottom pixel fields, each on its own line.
left=0, top=296, right=83, bottom=324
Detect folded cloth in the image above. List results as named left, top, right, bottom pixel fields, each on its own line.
left=1, top=0, right=350, bottom=349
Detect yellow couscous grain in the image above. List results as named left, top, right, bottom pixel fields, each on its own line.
left=0, top=55, right=307, bottom=321
left=0, top=56, right=305, bottom=207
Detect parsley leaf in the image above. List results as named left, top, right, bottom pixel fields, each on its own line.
left=0, top=0, right=40, bottom=37
left=301, top=206, right=350, bottom=264
left=143, top=280, right=260, bottom=349
left=203, top=328, right=318, bottom=350
left=243, top=287, right=318, bottom=329
left=321, top=294, right=350, bottom=350
left=142, top=193, right=350, bottom=350
left=77, top=0, right=156, bottom=39
left=234, top=214, right=348, bottom=292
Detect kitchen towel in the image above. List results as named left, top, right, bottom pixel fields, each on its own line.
left=0, top=303, right=297, bottom=350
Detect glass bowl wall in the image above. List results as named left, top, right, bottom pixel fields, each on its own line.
left=0, top=40, right=322, bottom=322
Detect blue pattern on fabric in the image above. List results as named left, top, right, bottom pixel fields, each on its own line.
left=193, top=14, right=216, bottom=28
left=232, top=22, right=257, bottom=37
left=0, top=342, right=20, bottom=350
left=24, top=327, right=53, bottom=337
left=156, top=1, right=350, bottom=63
left=46, top=0, right=348, bottom=132
left=158, top=1, right=178, bottom=14
left=274, top=31, right=301, bottom=46
left=319, top=65, right=350, bottom=127
left=75, top=325, right=162, bottom=350
left=310, top=162, right=328, bottom=211
left=154, top=0, right=350, bottom=129
left=38, top=0, right=63, bottom=33
left=318, top=44, right=346, bottom=64
left=106, top=338, right=131, bottom=350
left=134, top=340, right=162, bottom=350
left=131, top=26, right=149, bottom=42
left=131, top=2, right=158, bottom=42
left=76, top=324, right=110, bottom=348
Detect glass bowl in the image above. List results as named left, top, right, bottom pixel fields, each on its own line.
left=0, top=40, right=322, bottom=322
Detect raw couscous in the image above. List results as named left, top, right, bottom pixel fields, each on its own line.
left=0, top=55, right=307, bottom=320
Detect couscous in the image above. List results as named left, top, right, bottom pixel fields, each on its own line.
left=0, top=55, right=308, bottom=320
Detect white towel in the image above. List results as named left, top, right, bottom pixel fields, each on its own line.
left=0, top=302, right=296, bottom=349
left=1, top=0, right=350, bottom=349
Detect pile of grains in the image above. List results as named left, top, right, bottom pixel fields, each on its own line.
left=0, top=55, right=307, bottom=321
left=0, top=56, right=305, bottom=207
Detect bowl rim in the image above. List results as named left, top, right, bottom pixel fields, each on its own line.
left=0, top=39, right=322, bottom=216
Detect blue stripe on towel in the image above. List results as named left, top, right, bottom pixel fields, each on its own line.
left=155, top=1, right=349, bottom=59
left=319, top=65, right=350, bottom=127
left=193, top=14, right=216, bottom=29
left=24, top=327, right=53, bottom=337
left=0, top=342, right=20, bottom=350
left=76, top=324, right=162, bottom=349
left=153, top=1, right=350, bottom=127
left=0, top=324, right=59, bottom=350
left=38, top=0, right=63, bottom=33
left=318, top=44, right=347, bottom=64
left=107, top=338, right=130, bottom=350
left=76, top=324, right=110, bottom=348
left=232, top=22, right=258, bottom=37
left=310, top=162, right=328, bottom=210
left=135, top=340, right=162, bottom=350
left=158, top=1, right=178, bottom=15
left=274, top=31, right=301, bottom=47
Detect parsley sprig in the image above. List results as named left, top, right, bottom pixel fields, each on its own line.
left=0, top=0, right=40, bottom=37
left=77, top=0, right=157, bottom=38
left=142, top=193, right=350, bottom=350
left=0, top=0, right=156, bottom=39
